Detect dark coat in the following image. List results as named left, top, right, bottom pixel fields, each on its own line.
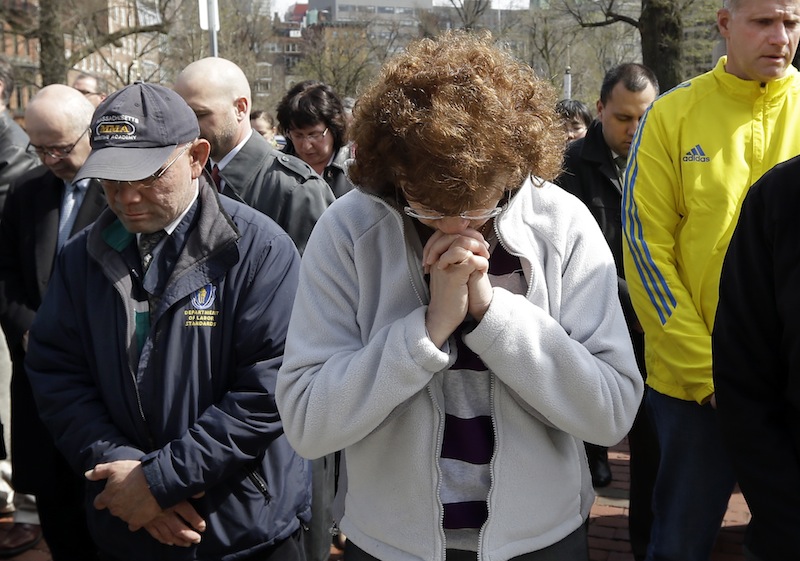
left=555, top=121, right=636, bottom=327
left=0, top=166, right=106, bottom=492
left=713, top=154, right=800, bottom=561
left=557, top=123, right=653, bottom=559
left=217, top=132, right=334, bottom=254
left=0, top=110, right=39, bottom=219
left=26, top=181, right=311, bottom=560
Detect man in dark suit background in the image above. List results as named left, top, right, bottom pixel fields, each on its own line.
left=0, top=84, right=106, bottom=560
left=555, top=63, right=658, bottom=561
left=174, top=57, right=334, bottom=256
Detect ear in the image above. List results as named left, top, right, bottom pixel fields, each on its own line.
left=234, top=96, right=249, bottom=122
left=189, top=139, right=211, bottom=178
left=717, top=8, right=732, bottom=38
left=596, top=99, right=604, bottom=117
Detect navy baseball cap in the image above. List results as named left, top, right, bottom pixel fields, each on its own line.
left=75, top=82, right=199, bottom=182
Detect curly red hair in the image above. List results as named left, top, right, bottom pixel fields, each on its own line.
left=348, top=30, right=565, bottom=213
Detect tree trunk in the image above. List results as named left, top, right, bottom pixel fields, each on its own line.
left=39, top=0, right=66, bottom=86
left=640, top=0, right=682, bottom=90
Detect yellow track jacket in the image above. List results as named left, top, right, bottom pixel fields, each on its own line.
left=622, top=56, right=800, bottom=404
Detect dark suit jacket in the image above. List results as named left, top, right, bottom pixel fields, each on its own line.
left=0, top=166, right=106, bottom=492
left=215, top=133, right=334, bottom=254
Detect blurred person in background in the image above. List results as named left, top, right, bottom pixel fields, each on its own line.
left=175, top=57, right=334, bottom=254
left=555, top=99, right=592, bottom=143
left=250, top=109, right=277, bottom=147
left=70, top=74, right=107, bottom=108
left=277, top=80, right=354, bottom=199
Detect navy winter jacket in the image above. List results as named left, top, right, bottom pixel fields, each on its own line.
left=26, top=180, right=311, bottom=560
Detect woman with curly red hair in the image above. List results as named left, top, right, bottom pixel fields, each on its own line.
left=277, top=31, right=642, bottom=561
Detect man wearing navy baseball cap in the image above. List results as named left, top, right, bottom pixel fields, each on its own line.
left=24, top=82, right=311, bottom=561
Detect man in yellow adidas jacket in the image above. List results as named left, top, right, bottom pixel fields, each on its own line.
left=622, top=0, right=800, bottom=559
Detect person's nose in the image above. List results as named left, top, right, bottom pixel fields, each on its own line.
left=41, top=152, right=63, bottom=164
left=771, top=21, right=790, bottom=46
left=114, top=183, right=143, bottom=205
left=437, top=216, right=471, bottom=234
left=297, top=135, right=315, bottom=148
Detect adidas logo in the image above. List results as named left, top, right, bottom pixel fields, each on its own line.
left=683, top=144, right=710, bottom=162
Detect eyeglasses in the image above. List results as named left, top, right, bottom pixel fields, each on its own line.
left=102, top=143, right=193, bottom=188
left=403, top=205, right=504, bottom=221
left=287, top=127, right=329, bottom=145
left=28, top=128, right=89, bottom=160
left=75, top=89, right=101, bottom=97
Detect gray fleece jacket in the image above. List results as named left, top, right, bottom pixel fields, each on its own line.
left=276, top=176, right=643, bottom=561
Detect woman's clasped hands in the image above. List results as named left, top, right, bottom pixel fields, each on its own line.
left=423, top=227, right=494, bottom=347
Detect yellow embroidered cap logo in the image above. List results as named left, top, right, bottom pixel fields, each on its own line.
left=97, top=121, right=136, bottom=136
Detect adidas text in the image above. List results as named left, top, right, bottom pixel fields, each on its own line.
left=683, top=154, right=710, bottom=162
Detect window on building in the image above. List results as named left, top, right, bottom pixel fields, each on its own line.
left=256, top=62, right=273, bottom=78
left=138, top=2, right=161, bottom=26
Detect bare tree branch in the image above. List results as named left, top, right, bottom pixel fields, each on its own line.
left=296, top=21, right=383, bottom=97
left=448, top=0, right=492, bottom=29
left=66, top=23, right=170, bottom=69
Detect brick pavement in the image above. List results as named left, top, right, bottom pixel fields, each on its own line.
left=1, top=437, right=751, bottom=561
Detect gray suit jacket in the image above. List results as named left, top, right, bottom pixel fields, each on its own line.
left=217, top=133, right=334, bottom=254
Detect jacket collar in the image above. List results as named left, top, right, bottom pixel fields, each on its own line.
left=215, top=133, right=272, bottom=195
left=579, top=121, right=615, bottom=165
left=577, top=121, right=623, bottom=193
left=712, top=55, right=800, bottom=102
left=89, top=178, right=240, bottom=277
